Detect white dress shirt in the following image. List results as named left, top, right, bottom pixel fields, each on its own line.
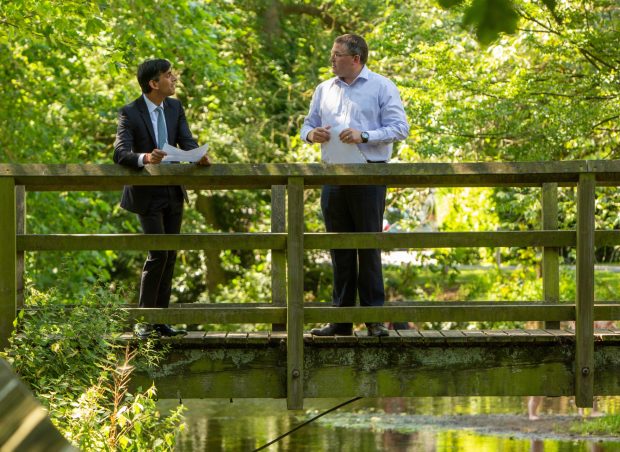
left=138, top=94, right=168, bottom=166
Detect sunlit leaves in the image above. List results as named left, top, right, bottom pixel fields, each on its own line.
left=462, top=0, right=519, bottom=44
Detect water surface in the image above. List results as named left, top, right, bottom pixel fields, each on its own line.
left=159, top=396, right=620, bottom=451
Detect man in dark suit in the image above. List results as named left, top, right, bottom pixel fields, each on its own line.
left=114, top=58, right=210, bottom=338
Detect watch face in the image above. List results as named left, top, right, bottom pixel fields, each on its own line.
left=361, top=132, right=369, bottom=142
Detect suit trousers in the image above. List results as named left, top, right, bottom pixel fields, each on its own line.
left=321, top=184, right=386, bottom=329
left=137, top=187, right=184, bottom=308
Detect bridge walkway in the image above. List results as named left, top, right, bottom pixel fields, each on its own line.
left=118, top=328, right=620, bottom=401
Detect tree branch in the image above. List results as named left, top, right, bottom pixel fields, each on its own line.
left=592, top=114, right=620, bottom=130
left=281, top=4, right=346, bottom=33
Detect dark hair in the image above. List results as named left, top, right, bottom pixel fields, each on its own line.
left=137, top=59, right=171, bottom=93
left=335, top=34, right=368, bottom=65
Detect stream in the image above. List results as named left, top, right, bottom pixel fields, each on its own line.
left=159, top=396, right=620, bottom=451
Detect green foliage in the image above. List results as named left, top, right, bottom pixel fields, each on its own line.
left=2, top=0, right=620, bottom=304
left=569, top=414, right=620, bottom=436
left=64, top=348, right=185, bottom=451
left=0, top=285, right=185, bottom=450
left=463, top=0, right=519, bottom=45
left=214, top=253, right=272, bottom=304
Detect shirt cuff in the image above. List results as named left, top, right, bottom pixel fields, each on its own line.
left=138, top=153, right=146, bottom=167
left=366, top=130, right=380, bottom=143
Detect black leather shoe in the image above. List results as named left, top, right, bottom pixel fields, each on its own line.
left=155, top=324, right=187, bottom=337
left=367, top=323, right=389, bottom=337
left=134, top=323, right=160, bottom=340
left=310, top=323, right=353, bottom=336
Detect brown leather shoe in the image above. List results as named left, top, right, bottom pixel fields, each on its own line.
left=310, top=323, right=353, bottom=336
left=367, top=323, right=389, bottom=337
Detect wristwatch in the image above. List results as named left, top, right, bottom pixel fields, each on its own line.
left=361, top=131, right=369, bottom=143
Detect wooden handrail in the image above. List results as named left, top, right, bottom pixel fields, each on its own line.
left=2, top=161, right=615, bottom=408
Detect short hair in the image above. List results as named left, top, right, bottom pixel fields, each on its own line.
left=137, top=59, right=171, bottom=93
left=334, top=34, right=368, bottom=65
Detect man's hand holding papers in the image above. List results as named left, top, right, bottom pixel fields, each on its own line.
left=162, top=143, right=210, bottom=165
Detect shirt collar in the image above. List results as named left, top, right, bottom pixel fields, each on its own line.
left=334, top=65, right=370, bottom=87
left=143, top=94, right=163, bottom=114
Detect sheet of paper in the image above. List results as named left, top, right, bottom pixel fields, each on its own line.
left=162, top=143, right=209, bottom=163
left=321, top=125, right=366, bottom=164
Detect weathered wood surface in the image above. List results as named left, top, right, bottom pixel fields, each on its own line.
left=17, top=233, right=286, bottom=251
left=0, top=161, right=595, bottom=190
left=304, top=231, right=576, bottom=249
left=576, top=173, right=596, bottom=406
left=123, top=302, right=620, bottom=325
left=270, top=185, right=286, bottom=331
left=16, top=186, right=25, bottom=310
left=0, top=359, right=75, bottom=451
left=123, top=329, right=620, bottom=400
left=542, top=183, right=560, bottom=329
left=0, top=178, right=16, bottom=349
left=17, top=230, right=620, bottom=252
left=287, top=177, right=304, bottom=409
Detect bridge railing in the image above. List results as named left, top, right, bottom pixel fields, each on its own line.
left=2, top=161, right=620, bottom=409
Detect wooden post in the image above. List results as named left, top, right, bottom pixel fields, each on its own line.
left=542, top=183, right=560, bottom=329
left=575, top=173, right=595, bottom=408
left=16, top=186, right=25, bottom=310
left=271, top=185, right=287, bottom=332
left=287, top=177, right=304, bottom=410
left=0, top=178, right=16, bottom=349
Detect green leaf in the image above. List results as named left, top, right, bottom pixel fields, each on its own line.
left=463, top=0, right=519, bottom=45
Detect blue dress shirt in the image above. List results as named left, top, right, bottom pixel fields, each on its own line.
left=301, top=65, right=409, bottom=162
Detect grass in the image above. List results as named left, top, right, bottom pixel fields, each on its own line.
left=569, top=414, right=620, bottom=436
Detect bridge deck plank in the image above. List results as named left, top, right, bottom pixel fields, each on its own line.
left=118, top=329, right=620, bottom=345
left=397, top=329, right=422, bottom=338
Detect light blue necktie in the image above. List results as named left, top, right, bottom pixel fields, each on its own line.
left=155, top=106, right=167, bottom=149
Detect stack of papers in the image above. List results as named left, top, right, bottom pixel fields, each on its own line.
left=321, top=124, right=366, bottom=164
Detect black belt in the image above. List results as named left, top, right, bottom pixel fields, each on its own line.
left=367, top=160, right=387, bottom=163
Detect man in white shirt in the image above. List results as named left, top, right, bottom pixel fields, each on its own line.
left=301, top=34, right=409, bottom=337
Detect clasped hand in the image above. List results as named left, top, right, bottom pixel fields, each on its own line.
left=310, top=126, right=362, bottom=144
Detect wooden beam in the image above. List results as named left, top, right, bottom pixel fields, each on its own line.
left=19, top=231, right=579, bottom=252
left=0, top=161, right=591, bottom=191
left=124, top=304, right=572, bottom=325
left=271, top=186, right=287, bottom=332
left=576, top=173, right=595, bottom=407
left=287, top=177, right=304, bottom=409
left=542, top=183, right=560, bottom=329
left=304, top=231, right=575, bottom=249
left=125, top=306, right=286, bottom=324
left=593, top=231, right=620, bottom=246
left=594, top=303, right=620, bottom=320
left=0, top=178, right=16, bottom=348
left=303, top=304, right=575, bottom=323
left=18, top=233, right=286, bottom=251
left=15, top=186, right=25, bottom=310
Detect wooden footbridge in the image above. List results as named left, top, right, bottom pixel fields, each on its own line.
left=2, top=162, right=620, bottom=410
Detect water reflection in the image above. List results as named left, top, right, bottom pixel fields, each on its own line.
left=157, top=397, right=620, bottom=451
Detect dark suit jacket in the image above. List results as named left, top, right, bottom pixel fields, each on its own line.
left=113, top=95, right=198, bottom=214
